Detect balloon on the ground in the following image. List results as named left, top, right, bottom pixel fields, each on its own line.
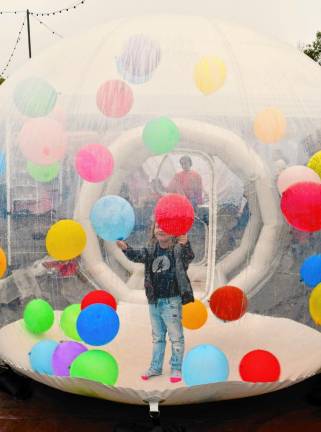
left=23, top=299, right=54, bottom=334
left=75, top=144, right=114, bottom=183
left=81, top=290, right=117, bottom=311
left=277, top=166, right=321, bottom=195
left=309, top=283, right=321, bottom=325
left=154, top=194, right=194, bottom=236
left=70, top=350, right=119, bottom=385
left=60, top=304, right=82, bottom=341
left=27, top=160, right=60, bottom=183
left=76, top=304, right=120, bottom=346
left=52, top=341, right=88, bottom=376
left=29, top=340, right=58, bottom=375
left=300, top=255, right=321, bottom=288
left=239, top=350, right=281, bottom=382
left=90, top=195, right=135, bottom=241
left=209, top=286, right=248, bottom=321
left=182, top=300, right=208, bottom=330
left=182, top=344, right=229, bottom=386
left=143, top=117, right=180, bottom=155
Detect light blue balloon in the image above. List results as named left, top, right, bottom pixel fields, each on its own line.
left=300, top=255, right=321, bottom=288
left=182, top=344, right=229, bottom=387
left=0, top=152, right=5, bottom=177
left=90, top=195, right=135, bottom=241
left=29, top=340, right=58, bottom=375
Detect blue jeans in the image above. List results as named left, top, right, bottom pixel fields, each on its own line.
left=148, top=296, right=185, bottom=373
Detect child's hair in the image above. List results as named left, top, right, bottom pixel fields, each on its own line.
left=148, top=220, right=176, bottom=248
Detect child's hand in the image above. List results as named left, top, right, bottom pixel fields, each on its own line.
left=116, top=240, right=128, bottom=250
left=177, top=234, right=188, bottom=245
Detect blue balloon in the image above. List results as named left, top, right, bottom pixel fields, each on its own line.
left=29, top=340, right=58, bottom=375
left=300, top=255, right=321, bottom=287
left=0, top=152, right=5, bottom=177
left=182, top=344, right=229, bottom=387
left=90, top=195, right=135, bottom=241
left=77, top=304, right=120, bottom=346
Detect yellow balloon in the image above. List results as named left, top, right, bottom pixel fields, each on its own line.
left=194, top=56, right=227, bottom=95
left=254, top=107, right=286, bottom=144
left=46, top=219, right=86, bottom=261
left=182, top=299, right=208, bottom=330
left=307, top=151, right=321, bottom=179
left=0, top=248, right=7, bottom=278
left=309, top=283, right=321, bottom=325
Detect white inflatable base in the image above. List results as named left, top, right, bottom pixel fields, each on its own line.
left=0, top=304, right=320, bottom=405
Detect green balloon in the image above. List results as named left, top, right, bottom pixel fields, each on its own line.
left=23, top=299, right=54, bottom=334
left=143, top=117, right=180, bottom=155
left=27, top=160, right=60, bottom=183
left=60, top=304, right=82, bottom=341
left=14, top=77, right=57, bottom=117
left=70, top=350, right=119, bottom=386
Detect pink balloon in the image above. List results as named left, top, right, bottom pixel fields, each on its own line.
left=277, top=165, right=321, bottom=194
left=75, top=143, right=114, bottom=182
left=19, top=118, right=67, bottom=165
left=96, top=80, right=133, bottom=118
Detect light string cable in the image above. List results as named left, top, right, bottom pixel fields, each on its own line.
left=31, top=14, right=64, bottom=39
left=29, top=0, right=86, bottom=17
left=0, top=15, right=26, bottom=79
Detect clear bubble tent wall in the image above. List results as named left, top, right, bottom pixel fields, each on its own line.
left=0, top=15, right=321, bottom=406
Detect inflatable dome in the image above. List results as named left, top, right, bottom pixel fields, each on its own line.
left=0, top=15, right=321, bottom=407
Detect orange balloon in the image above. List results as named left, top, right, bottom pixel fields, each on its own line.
left=182, top=299, right=208, bottom=330
left=0, top=248, right=7, bottom=278
left=254, top=107, right=286, bottom=144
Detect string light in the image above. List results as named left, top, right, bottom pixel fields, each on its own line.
left=0, top=16, right=26, bottom=79
left=29, top=0, right=86, bottom=17
left=31, top=15, right=64, bottom=39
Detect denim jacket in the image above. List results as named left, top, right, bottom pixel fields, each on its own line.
left=123, top=241, right=195, bottom=305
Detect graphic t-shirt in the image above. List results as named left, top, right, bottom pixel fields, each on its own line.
left=151, top=244, right=179, bottom=299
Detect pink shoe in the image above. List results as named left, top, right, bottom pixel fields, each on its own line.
left=170, top=370, right=182, bottom=383
left=141, top=369, right=162, bottom=381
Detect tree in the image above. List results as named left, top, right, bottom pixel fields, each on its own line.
left=303, top=31, right=321, bottom=65
left=0, top=76, right=4, bottom=86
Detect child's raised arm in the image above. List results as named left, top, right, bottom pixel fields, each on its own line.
left=116, top=241, right=148, bottom=263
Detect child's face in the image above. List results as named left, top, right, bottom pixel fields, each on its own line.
left=154, top=224, right=171, bottom=242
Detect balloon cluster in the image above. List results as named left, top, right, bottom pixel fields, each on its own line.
left=24, top=291, right=119, bottom=386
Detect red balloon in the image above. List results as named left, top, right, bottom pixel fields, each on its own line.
left=239, top=350, right=281, bottom=382
left=280, top=182, right=321, bottom=232
left=209, top=286, right=247, bottom=321
left=81, top=290, right=117, bottom=311
left=154, top=194, right=194, bottom=236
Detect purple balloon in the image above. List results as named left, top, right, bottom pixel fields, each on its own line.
left=52, top=341, right=87, bottom=376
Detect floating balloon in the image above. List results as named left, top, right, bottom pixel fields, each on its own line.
left=14, top=77, right=57, bottom=117
left=45, top=219, right=87, bottom=261
left=308, top=151, right=321, bottom=178
left=23, top=299, right=54, bottom=334
left=96, top=80, right=133, bottom=118
left=182, top=344, right=229, bottom=386
left=81, top=290, right=117, bottom=311
left=239, top=350, right=281, bottom=382
left=182, top=300, right=208, bottom=330
left=143, top=117, right=180, bottom=155
left=90, top=195, right=135, bottom=241
left=75, top=143, right=114, bottom=182
left=27, top=160, right=60, bottom=183
left=60, top=304, right=82, bottom=341
left=116, top=34, right=161, bottom=84
left=19, top=118, right=67, bottom=165
left=154, top=194, right=194, bottom=236
left=77, top=304, right=120, bottom=346
left=29, top=340, right=58, bottom=375
left=280, top=182, right=321, bottom=232
left=300, top=255, right=321, bottom=288
left=194, top=56, right=227, bottom=95
left=277, top=165, right=321, bottom=195
left=309, top=283, right=321, bottom=325
left=0, top=248, right=7, bottom=278
left=254, top=107, right=286, bottom=144
left=70, top=349, right=119, bottom=386
left=209, top=286, right=248, bottom=321
left=52, top=341, right=88, bottom=376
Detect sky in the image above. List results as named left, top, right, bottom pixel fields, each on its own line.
left=0, top=0, right=320, bottom=78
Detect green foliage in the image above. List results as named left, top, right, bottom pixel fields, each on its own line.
left=303, top=31, right=321, bottom=65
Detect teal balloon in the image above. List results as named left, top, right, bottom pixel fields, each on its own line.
left=27, top=160, right=60, bottom=183
left=143, top=117, right=180, bottom=154
left=182, top=344, right=229, bottom=386
left=14, top=77, right=57, bottom=117
left=90, top=195, right=135, bottom=241
left=29, top=340, right=58, bottom=375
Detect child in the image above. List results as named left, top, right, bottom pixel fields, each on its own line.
left=116, top=223, right=194, bottom=383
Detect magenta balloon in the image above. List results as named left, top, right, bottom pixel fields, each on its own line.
left=277, top=165, right=321, bottom=194
left=19, top=118, right=67, bottom=165
left=52, top=341, right=87, bottom=376
left=75, top=143, right=114, bottom=182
